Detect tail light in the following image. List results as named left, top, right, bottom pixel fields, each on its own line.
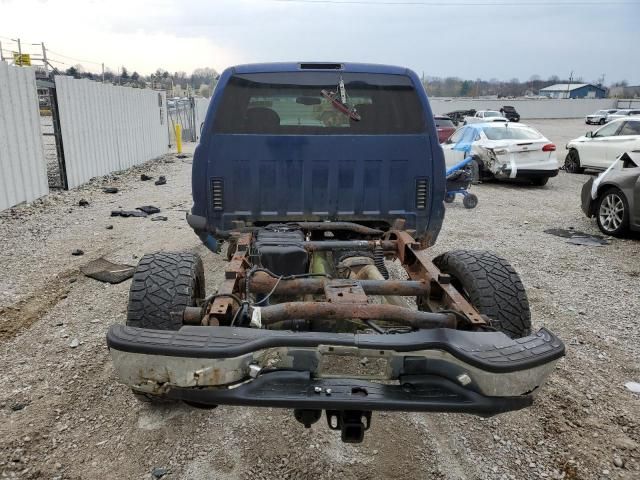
left=211, top=178, right=224, bottom=211
left=415, top=177, right=428, bottom=210
left=542, top=144, right=556, bottom=152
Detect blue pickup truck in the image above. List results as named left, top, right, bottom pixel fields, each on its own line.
left=107, top=62, right=564, bottom=443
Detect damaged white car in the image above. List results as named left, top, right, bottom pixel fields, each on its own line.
left=442, top=123, right=559, bottom=186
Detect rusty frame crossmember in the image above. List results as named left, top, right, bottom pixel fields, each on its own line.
left=202, top=228, right=487, bottom=329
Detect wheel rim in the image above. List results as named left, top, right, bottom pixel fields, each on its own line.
left=565, top=151, right=578, bottom=172
left=598, top=193, right=624, bottom=232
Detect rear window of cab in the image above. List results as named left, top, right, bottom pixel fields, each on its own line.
left=212, top=72, right=426, bottom=135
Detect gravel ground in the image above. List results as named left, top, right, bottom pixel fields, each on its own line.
left=1, top=119, right=638, bottom=480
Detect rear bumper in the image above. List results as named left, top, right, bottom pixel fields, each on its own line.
left=159, top=371, right=533, bottom=415
left=107, top=325, right=564, bottom=414
left=497, top=168, right=559, bottom=179
left=581, top=177, right=596, bottom=217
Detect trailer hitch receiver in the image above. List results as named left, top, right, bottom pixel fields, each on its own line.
left=326, top=410, right=372, bottom=443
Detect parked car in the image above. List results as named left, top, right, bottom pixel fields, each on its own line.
left=605, top=109, right=640, bottom=123
left=441, top=122, right=558, bottom=185
left=464, top=110, right=509, bottom=125
left=585, top=109, right=618, bottom=125
left=565, top=118, right=640, bottom=173
left=434, top=115, right=456, bottom=143
left=500, top=105, right=520, bottom=122
left=581, top=150, right=640, bottom=236
left=445, top=109, right=476, bottom=126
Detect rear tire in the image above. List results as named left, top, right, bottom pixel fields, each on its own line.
left=126, top=252, right=205, bottom=404
left=595, top=187, right=629, bottom=237
left=564, top=149, right=584, bottom=174
left=599, top=118, right=605, bottom=125
left=127, top=252, right=205, bottom=330
left=433, top=250, right=531, bottom=338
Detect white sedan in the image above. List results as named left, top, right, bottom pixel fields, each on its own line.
left=441, top=123, right=559, bottom=186
left=565, top=118, right=640, bottom=173
left=463, top=110, right=509, bottom=125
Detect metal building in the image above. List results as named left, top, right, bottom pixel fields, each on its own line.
left=538, top=83, right=607, bottom=99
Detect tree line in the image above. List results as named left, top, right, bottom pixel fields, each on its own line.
left=61, top=65, right=219, bottom=97
left=59, top=65, right=628, bottom=99
left=422, top=75, right=625, bottom=98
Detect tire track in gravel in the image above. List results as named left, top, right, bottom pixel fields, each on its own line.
left=0, top=269, right=76, bottom=342
left=409, top=413, right=480, bottom=480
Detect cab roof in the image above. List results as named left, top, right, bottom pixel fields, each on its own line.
left=231, top=62, right=411, bottom=75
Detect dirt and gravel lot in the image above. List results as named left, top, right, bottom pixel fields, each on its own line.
left=1, top=119, right=638, bottom=480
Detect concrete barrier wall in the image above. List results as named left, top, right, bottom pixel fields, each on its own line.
left=55, top=77, right=169, bottom=189
left=0, top=62, right=48, bottom=211
left=429, top=98, right=617, bottom=119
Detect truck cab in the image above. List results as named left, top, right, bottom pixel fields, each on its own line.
left=188, top=62, right=446, bottom=248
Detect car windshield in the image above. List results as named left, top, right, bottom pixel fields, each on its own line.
left=595, top=110, right=607, bottom=114
left=619, top=121, right=640, bottom=136
left=484, top=111, right=501, bottom=117
left=213, top=72, right=425, bottom=134
left=481, top=125, right=543, bottom=140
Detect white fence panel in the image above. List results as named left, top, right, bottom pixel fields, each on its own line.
left=616, top=99, right=640, bottom=109
left=0, top=62, right=48, bottom=211
left=55, top=77, right=169, bottom=189
left=429, top=98, right=617, bottom=119
left=194, top=97, right=210, bottom=142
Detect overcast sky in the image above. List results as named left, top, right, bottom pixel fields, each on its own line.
left=1, top=0, right=638, bottom=84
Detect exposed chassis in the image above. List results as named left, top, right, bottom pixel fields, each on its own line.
left=107, top=222, right=564, bottom=443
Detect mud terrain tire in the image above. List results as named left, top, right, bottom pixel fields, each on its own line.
left=127, top=252, right=205, bottom=330
left=433, top=250, right=531, bottom=338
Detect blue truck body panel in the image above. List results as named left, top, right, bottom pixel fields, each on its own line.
left=191, top=62, right=445, bottom=243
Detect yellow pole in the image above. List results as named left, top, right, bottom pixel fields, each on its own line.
left=175, top=124, right=182, bottom=154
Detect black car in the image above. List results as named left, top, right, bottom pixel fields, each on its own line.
left=445, top=109, right=476, bottom=126
left=500, top=105, right=520, bottom=122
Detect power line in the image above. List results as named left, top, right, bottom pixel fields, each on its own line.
left=274, top=0, right=635, bottom=5
left=47, top=57, right=74, bottom=67
left=46, top=49, right=103, bottom=66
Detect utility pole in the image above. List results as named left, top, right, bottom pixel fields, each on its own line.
left=599, top=73, right=605, bottom=87
left=0, top=40, right=4, bottom=62
left=566, top=70, right=573, bottom=99
left=10, top=38, right=22, bottom=65
left=41, top=42, right=49, bottom=75
left=101, top=63, right=105, bottom=83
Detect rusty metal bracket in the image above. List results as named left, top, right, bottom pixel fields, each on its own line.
left=204, top=232, right=252, bottom=325
left=403, top=246, right=487, bottom=326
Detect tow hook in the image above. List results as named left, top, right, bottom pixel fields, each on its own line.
left=326, top=410, right=372, bottom=443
